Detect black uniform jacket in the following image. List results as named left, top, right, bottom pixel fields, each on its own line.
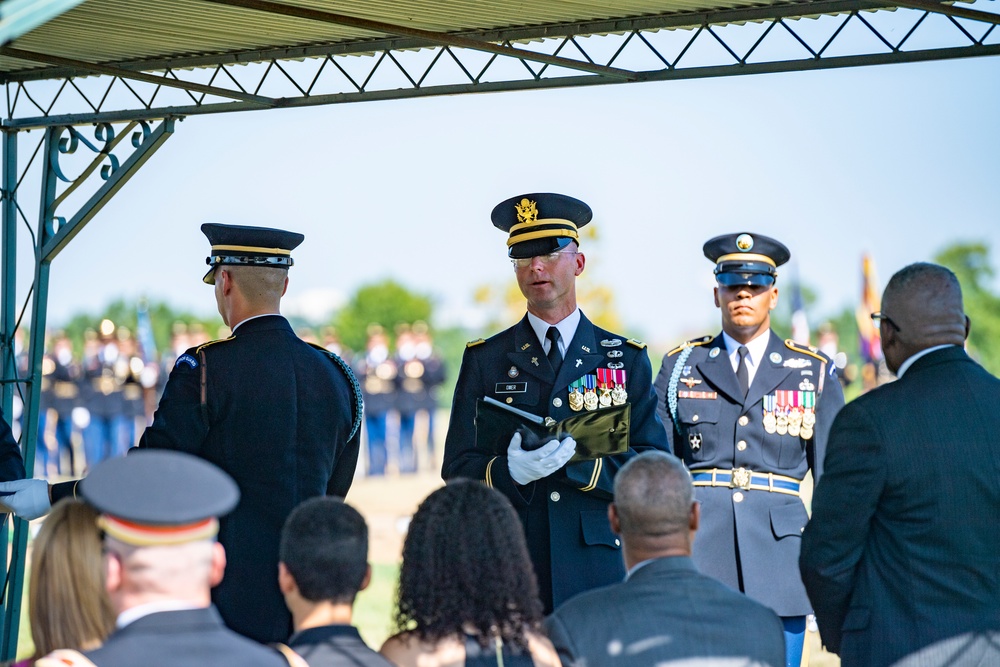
left=135, top=315, right=362, bottom=642
left=0, top=407, right=24, bottom=482
left=442, top=312, right=668, bottom=612
left=85, top=606, right=288, bottom=667
left=654, top=330, right=844, bottom=617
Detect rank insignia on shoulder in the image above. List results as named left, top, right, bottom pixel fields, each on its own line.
left=466, top=338, right=486, bottom=348
left=667, top=335, right=712, bottom=357
left=626, top=338, right=646, bottom=349
left=175, top=353, right=198, bottom=369
left=784, top=339, right=828, bottom=363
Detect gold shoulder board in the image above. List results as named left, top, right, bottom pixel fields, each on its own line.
left=466, top=338, right=486, bottom=348
left=667, top=335, right=713, bottom=357
left=626, top=338, right=646, bottom=349
left=195, top=335, right=236, bottom=353
left=784, top=339, right=828, bottom=363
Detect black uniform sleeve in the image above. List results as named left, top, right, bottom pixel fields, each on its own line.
left=327, top=427, right=360, bottom=498
left=137, top=351, right=210, bottom=455
left=0, top=407, right=24, bottom=482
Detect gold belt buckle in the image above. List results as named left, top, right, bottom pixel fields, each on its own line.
left=730, top=467, right=752, bottom=490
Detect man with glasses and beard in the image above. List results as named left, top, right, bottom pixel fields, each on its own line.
left=442, top=193, right=668, bottom=614
left=653, top=233, right=844, bottom=667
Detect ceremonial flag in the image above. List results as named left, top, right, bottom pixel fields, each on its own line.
left=790, top=266, right=809, bottom=345
left=135, top=299, right=157, bottom=363
left=856, top=254, right=882, bottom=363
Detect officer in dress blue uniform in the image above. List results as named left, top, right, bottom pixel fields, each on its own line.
left=0, top=224, right=363, bottom=647
left=653, top=233, right=845, bottom=667
left=442, top=193, right=668, bottom=613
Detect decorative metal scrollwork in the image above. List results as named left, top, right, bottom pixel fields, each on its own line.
left=43, top=120, right=156, bottom=239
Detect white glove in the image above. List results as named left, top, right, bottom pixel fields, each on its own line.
left=507, top=433, right=577, bottom=485
left=0, top=479, right=52, bottom=521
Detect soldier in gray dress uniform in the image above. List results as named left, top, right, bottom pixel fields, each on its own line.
left=653, top=232, right=844, bottom=667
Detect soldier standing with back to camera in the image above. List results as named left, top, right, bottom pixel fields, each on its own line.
left=0, top=223, right=364, bottom=646
left=653, top=233, right=844, bottom=667
left=443, top=193, right=668, bottom=613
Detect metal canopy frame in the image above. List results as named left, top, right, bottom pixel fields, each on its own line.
left=0, top=0, right=997, bottom=658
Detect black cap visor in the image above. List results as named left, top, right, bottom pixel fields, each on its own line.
left=508, top=236, right=574, bottom=260
left=715, top=261, right=777, bottom=287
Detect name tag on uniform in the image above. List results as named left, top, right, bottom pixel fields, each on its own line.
left=495, top=382, right=527, bottom=394
left=678, top=390, right=717, bottom=399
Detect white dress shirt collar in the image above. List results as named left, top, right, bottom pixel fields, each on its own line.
left=721, top=329, right=771, bottom=386
left=526, top=309, right=581, bottom=357
left=895, top=344, right=955, bottom=379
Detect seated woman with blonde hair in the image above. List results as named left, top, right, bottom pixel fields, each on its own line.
left=13, top=499, right=114, bottom=666
left=380, top=480, right=560, bottom=667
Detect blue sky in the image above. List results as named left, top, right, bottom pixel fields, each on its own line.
left=18, top=52, right=1000, bottom=348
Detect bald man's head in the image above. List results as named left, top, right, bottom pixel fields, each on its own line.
left=880, top=263, right=968, bottom=373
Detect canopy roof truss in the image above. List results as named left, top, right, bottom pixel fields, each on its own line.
left=1, top=0, right=998, bottom=129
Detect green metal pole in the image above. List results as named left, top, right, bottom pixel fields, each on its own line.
left=0, top=127, right=19, bottom=662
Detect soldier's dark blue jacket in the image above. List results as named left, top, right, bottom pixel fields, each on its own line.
left=442, top=312, right=668, bottom=612
left=653, top=330, right=844, bottom=617
left=133, top=315, right=362, bottom=643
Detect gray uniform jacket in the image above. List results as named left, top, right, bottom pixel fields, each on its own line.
left=654, top=330, right=844, bottom=616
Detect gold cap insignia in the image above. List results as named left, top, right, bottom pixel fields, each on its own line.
left=736, top=234, right=754, bottom=251
left=515, top=198, right=539, bottom=224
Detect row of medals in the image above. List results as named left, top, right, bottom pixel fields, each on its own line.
left=762, top=405, right=816, bottom=439
left=568, top=380, right=627, bottom=412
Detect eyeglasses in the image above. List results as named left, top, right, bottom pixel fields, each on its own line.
left=511, top=251, right=578, bottom=269
left=870, top=311, right=901, bottom=332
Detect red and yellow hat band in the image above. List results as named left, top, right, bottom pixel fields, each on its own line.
left=98, top=515, right=220, bottom=547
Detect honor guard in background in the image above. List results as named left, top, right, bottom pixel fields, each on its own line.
left=81, top=320, right=125, bottom=467
left=653, top=233, right=844, bottom=667
left=357, top=325, right=396, bottom=476
left=0, top=224, right=363, bottom=646
left=442, top=193, right=668, bottom=613
left=41, top=332, right=81, bottom=476
left=411, top=321, right=446, bottom=471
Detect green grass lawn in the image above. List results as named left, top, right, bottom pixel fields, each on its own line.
left=354, top=562, right=400, bottom=650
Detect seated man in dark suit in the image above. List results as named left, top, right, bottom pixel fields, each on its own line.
left=546, top=451, right=785, bottom=667
left=279, top=496, right=393, bottom=667
left=34, top=450, right=289, bottom=667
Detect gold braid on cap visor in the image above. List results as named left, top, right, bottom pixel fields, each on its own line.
left=98, top=515, right=220, bottom=547
left=715, top=252, right=777, bottom=267
left=210, top=245, right=291, bottom=256
left=506, top=219, right=579, bottom=247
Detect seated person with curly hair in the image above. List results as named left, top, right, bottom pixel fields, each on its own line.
left=379, top=480, right=560, bottom=667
